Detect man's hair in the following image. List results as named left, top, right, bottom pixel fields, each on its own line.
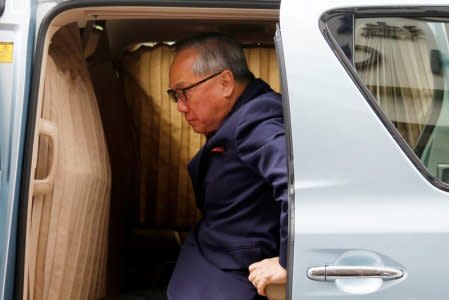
left=175, top=33, right=252, bottom=82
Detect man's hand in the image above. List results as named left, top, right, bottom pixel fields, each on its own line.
left=248, top=257, right=287, bottom=296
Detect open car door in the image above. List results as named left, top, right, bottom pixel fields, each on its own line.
left=280, top=0, right=449, bottom=299
left=0, top=0, right=34, bottom=299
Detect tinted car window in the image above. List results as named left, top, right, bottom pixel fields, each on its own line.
left=354, top=17, right=449, bottom=183
left=327, top=14, right=449, bottom=185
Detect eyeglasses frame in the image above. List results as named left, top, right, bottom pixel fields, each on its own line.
left=167, top=70, right=224, bottom=103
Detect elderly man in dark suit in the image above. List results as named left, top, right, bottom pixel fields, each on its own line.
left=166, top=33, right=288, bottom=300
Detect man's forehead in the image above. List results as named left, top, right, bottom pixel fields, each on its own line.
left=169, top=68, right=191, bottom=88
left=173, top=48, right=197, bottom=66
left=169, top=49, right=198, bottom=86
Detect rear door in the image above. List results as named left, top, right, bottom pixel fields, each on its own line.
left=0, top=0, right=34, bottom=299
left=280, top=0, right=449, bottom=299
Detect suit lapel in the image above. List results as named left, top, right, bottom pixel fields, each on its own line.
left=188, top=144, right=208, bottom=210
left=187, top=78, right=273, bottom=210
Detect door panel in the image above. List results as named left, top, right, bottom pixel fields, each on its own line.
left=0, top=0, right=34, bottom=299
left=280, top=0, right=449, bottom=299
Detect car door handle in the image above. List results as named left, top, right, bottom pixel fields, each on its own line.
left=33, top=119, right=59, bottom=196
left=307, top=265, right=404, bottom=281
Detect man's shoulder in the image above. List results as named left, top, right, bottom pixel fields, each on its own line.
left=234, top=90, right=284, bottom=146
left=248, top=89, right=282, bottom=105
left=238, top=90, right=283, bottom=124
left=213, top=87, right=282, bottom=141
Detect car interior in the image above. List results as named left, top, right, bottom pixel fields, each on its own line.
left=21, top=5, right=285, bottom=300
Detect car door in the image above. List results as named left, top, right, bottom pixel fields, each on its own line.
left=279, top=0, right=449, bottom=299
left=0, top=0, right=34, bottom=299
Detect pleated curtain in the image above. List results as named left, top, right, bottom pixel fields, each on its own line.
left=354, top=18, right=437, bottom=149
left=244, top=47, right=280, bottom=92
left=121, top=45, right=280, bottom=229
left=121, top=45, right=203, bottom=228
left=25, top=24, right=111, bottom=300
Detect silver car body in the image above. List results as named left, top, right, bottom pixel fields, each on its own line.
left=280, top=0, right=449, bottom=299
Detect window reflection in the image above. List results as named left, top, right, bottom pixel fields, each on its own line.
left=355, top=17, right=449, bottom=184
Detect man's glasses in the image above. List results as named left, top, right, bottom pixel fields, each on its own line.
left=167, top=70, right=224, bottom=103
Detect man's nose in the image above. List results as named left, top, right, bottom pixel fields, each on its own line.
left=177, top=100, right=188, bottom=113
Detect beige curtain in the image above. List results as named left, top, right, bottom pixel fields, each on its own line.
left=86, top=26, right=140, bottom=294
left=354, top=18, right=438, bottom=148
left=244, top=47, right=280, bottom=92
left=25, top=24, right=111, bottom=300
left=121, top=45, right=280, bottom=229
left=121, top=45, right=203, bottom=228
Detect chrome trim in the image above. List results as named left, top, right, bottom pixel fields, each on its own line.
left=308, top=265, right=404, bottom=281
left=307, top=266, right=326, bottom=281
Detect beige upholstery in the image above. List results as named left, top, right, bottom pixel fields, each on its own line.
left=24, top=19, right=283, bottom=299
left=86, top=25, right=140, bottom=294
left=25, top=24, right=111, bottom=300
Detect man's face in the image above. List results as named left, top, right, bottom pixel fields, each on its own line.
left=169, top=48, right=229, bottom=135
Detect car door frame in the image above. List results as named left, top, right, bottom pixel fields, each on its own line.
left=0, top=0, right=35, bottom=299
left=14, top=1, right=288, bottom=299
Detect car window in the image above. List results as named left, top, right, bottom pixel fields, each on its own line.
left=354, top=17, right=449, bottom=183
left=327, top=14, right=449, bottom=185
left=0, top=0, right=4, bottom=17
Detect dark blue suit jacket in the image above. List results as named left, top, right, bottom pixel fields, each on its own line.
left=168, top=79, right=288, bottom=300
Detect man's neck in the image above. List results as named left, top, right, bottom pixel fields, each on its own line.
left=230, top=80, right=250, bottom=107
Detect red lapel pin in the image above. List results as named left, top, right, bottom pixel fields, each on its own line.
left=210, top=146, right=225, bottom=153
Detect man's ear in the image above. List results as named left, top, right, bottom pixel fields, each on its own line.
left=220, top=69, right=235, bottom=98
